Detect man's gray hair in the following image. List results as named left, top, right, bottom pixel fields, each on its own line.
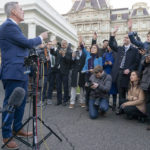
left=61, top=40, right=68, bottom=45
left=4, top=2, right=18, bottom=18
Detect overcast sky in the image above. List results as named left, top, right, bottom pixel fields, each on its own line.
left=46, top=0, right=150, bottom=14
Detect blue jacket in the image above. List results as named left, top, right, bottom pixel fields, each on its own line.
left=103, top=51, right=114, bottom=74
left=128, top=32, right=150, bottom=51
left=81, top=47, right=102, bottom=72
left=0, top=19, right=42, bottom=81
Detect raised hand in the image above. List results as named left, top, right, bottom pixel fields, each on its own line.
left=128, top=19, right=132, bottom=32
left=40, top=31, right=48, bottom=40
left=93, top=32, right=97, bottom=40
left=52, top=39, right=57, bottom=46
left=79, top=36, right=83, bottom=44
left=112, top=26, right=119, bottom=36
left=72, top=51, right=76, bottom=58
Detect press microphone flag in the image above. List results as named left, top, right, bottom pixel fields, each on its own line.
left=2, top=87, right=26, bottom=127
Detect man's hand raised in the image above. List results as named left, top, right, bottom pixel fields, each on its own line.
left=93, top=32, right=97, bottom=40
left=112, top=26, right=119, bottom=36
left=128, top=19, right=132, bottom=32
left=40, top=31, right=48, bottom=40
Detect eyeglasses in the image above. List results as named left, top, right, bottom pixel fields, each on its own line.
left=94, top=72, right=99, bottom=74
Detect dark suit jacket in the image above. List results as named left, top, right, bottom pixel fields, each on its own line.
left=0, top=19, right=42, bottom=81
left=50, top=47, right=72, bottom=75
left=109, top=36, right=140, bottom=83
left=71, top=51, right=86, bottom=87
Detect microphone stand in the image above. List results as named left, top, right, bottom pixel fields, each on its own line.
left=2, top=58, right=62, bottom=150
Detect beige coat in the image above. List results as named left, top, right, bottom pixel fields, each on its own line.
left=127, top=86, right=146, bottom=114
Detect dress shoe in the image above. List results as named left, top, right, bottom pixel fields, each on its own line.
left=3, top=138, right=19, bottom=150
left=116, top=108, right=124, bottom=115
left=62, top=102, right=67, bottom=106
left=13, top=129, right=33, bottom=138
left=80, top=103, right=86, bottom=108
left=100, top=111, right=106, bottom=116
left=55, top=102, right=62, bottom=106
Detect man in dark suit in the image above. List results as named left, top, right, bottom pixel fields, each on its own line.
left=109, top=27, right=139, bottom=114
left=50, top=40, right=72, bottom=106
left=0, top=2, right=48, bottom=149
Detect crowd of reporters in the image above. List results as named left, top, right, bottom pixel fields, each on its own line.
left=29, top=19, right=150, bottom=130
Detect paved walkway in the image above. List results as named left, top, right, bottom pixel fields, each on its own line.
left=0, top=81, right=150, bottom=150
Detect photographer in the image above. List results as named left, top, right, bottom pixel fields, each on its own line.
left=88, top=66, right=112, bottom=119
left=69, top=46, right=86, bottom=108
left=50, top=40, right=72, bottom=106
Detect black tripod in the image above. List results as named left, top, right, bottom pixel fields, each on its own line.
left=2, top=59, right=62, bottom=150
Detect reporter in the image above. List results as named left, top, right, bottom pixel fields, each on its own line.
left=109, top=26, right=139, bottom=113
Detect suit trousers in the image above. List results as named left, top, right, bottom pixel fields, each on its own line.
left=47, top=70, right=62, bottom=103
left=61, top=74, right=69, bottom=102
left=117, top=70, right=128, bottom=106
left=2, top=79, right=28, bottom=138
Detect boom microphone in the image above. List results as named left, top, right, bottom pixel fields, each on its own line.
left=2, top=87, right=26, bottom=127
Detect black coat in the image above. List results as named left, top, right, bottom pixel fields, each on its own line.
left=91, top=39, right=107, bottom=57
left=50, top=47, right=72, bottom=75
left=71, top=51, right=86, bottom=87
left=140, top=62, right=150, bottom=91
left=109, top=36, right=140, bottom=84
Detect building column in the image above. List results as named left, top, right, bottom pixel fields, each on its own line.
left=28, top=23, right=36, bottom=38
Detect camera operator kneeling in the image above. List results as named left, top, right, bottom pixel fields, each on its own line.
left=119, top=71, right=146, bottom=122
left=88, top=66, right=112, bottom=119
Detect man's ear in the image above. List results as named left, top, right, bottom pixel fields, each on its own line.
left=11, top=9, right=17, bottom=16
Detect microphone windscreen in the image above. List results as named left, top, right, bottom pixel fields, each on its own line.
left=8, top=87, right=26, bottom=107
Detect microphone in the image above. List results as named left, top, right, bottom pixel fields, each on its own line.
left=2, top=87, right=26, bottom=127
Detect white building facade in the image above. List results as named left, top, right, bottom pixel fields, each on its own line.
left=0, top=0, right=78, bottom=48
left=64, top=0, right=150, bottom=46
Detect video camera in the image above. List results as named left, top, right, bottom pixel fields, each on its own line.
left=86, top=81, right=94, bottom=87
left=24, top=48, right=47, bottom=67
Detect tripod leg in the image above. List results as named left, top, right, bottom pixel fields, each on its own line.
left=38, top=117, right=62, bottom=142
left=33, top=116, right=38, bottom=150
left=1, top=117, right=33, bottom=149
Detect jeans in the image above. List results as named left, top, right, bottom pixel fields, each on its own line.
left=89, top=99, right=109, bottom=119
